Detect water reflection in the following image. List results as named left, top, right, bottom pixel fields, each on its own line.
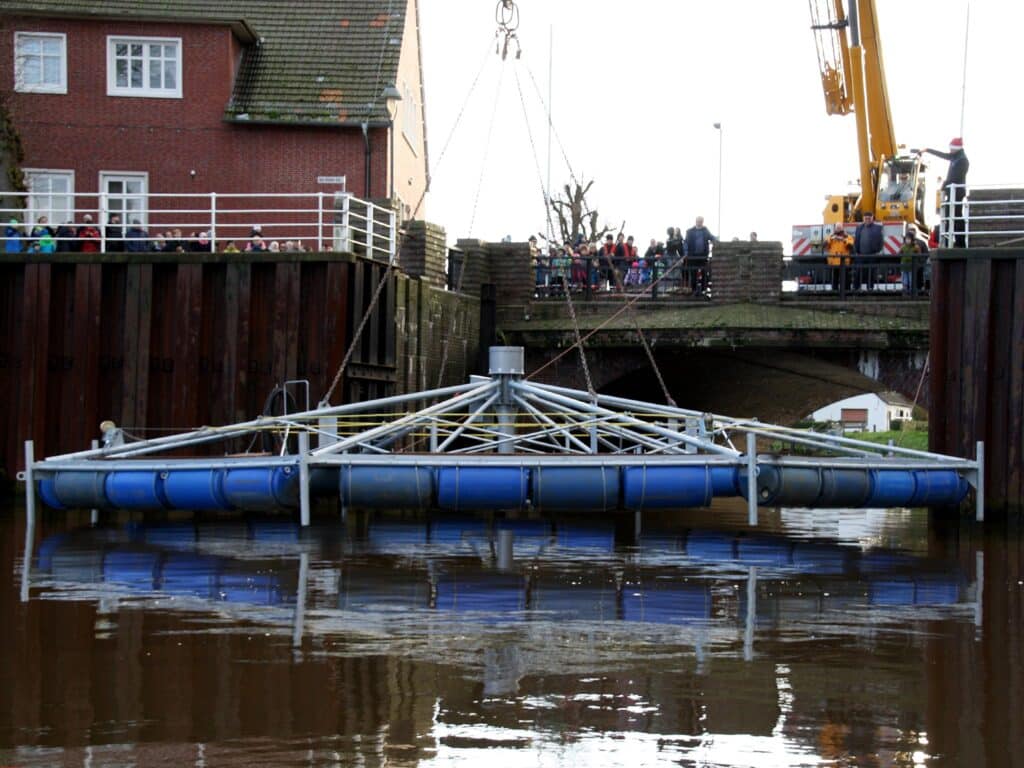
left=1, top=506, right=1020, bottom=766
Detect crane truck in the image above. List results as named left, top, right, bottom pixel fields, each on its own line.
left=792, top=0, right=928, bottom=257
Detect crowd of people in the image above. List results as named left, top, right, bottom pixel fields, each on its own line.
left=4, top=214, right=310, bottom=254
left=823, top=214, right=933, bottom=294
left=530, top=216, right=718, bottom=297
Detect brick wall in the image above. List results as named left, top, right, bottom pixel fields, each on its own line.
left=708, top=241, right=784, bottom=303
left=400, top=220, right=447, bottom=287
left=2, top=16, right=388, bottom=207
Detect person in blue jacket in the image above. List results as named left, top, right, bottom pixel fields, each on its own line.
left=5, top=218, right=23, bottom=253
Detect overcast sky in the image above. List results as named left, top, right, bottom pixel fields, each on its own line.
left=418, top=0, right=1023, bottom=249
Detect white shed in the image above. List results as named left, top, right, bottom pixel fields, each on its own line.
left=809, top=391, right=917, bottom=433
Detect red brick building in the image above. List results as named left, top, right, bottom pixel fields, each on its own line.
left=1, top=0, right=429, bottom=238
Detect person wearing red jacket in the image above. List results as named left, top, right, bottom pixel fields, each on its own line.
left=76, top=214, right=101, bottom=253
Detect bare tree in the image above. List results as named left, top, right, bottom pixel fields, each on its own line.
left=546, top=179, right=611, bottom=245
left=0, top=89, right=27, bottom=212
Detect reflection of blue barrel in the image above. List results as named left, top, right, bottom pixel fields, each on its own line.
left=531, top=584, right=618, bottom=621
left=162, top=470, right=230, bottom=510
left=685, top=530, right=736, bottom=562
left=437, top=466, right=530, bottom=511
left=429, top=517, right=488, bottom=544
left=160, top=554, right=219, bottom=598
left=623, top=583, right=711, bottom=624
left=340, top=465, right=435, bottom=509
left=622, top=466, right=714, bottom=509
left=249, top=520, right=299, bottom=543
left=532, top=466, right=619, bottom=511
left=134, top=522, right=197, bottom=549
left=737, top=537, right=792, bottom=568
left=368, top=521, right=427, bottom=548
left=557, top=523, right=616, bottom=552
left=217, top=571, right=282, bottom=605
left=222, top=467, right=298, bottom=509
left=791, top=543, right=849, bottom=575
left=105, top=471, right=168, bottom=509
left=435, top=574, right=525, bottom=613
left=103, top=550, right=160, bottom=591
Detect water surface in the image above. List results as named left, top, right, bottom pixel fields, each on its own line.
left=1, top=504, right=1020, bottom=766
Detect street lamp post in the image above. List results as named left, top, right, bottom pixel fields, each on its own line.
left=713, top=122, right=723, bottom=237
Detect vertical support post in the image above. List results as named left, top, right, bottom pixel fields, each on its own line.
left=21, top=440, right=36, bottom=604
left=99, top=192, right=108, bottom=251
left=298, top=431, right=310, bottom=527
left=744, top=566, right=757, bottom=662
left=975, top=440, right=985, bottom=522
left=90, top=439, right=100, bottom=525
left=292, top=552, right=309, bottom=650
left=365, top=201, right=373, bottom=258
left=429, top=419, right=438, bottom=452
left=338, top=193, right=349, bottom=253
left=209, top=191, right=217, bottom=248
left=317, top=191, right=325, bottom=252
left=497, top=529, right=514, bottom=571
left=389, top=209, right=397, bottom=265
left=746, top=432, right=758, bottom=527
left=974, top=550, right=984, bottom=634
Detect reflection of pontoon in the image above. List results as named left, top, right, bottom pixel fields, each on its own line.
left=30, top=518, right=971, bottom=640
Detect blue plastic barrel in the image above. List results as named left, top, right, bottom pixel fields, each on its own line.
left=710, top=466, right=740, bottom=497
left=532, top=466, right=619, bottom=511
left=222, top=467, right=299, bottom=509
left=867, top=470, right=918, bottom=508
left=162, top=470, right=230, bottom=510
left=36, top=476, right=65, bottom=510
left=105, top=471, right=168, bottom=510
left=819, top=469, right=872, bottom=507
left=339, top=465, right=434, bottom=509
left=437, top=466, right=530, bottom=511
left=52, top=471, right=108, bottom=509
left=909, top=470, right=969, bottom=506
left=622, top=466, right=713, bottom=509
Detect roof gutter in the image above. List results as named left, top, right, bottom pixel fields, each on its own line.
left=0, top=9, right=258, bottom=44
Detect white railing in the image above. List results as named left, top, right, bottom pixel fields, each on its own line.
left=939, top=183, right=1024, bottom=249
left=0, top=190, right=397, bottom=262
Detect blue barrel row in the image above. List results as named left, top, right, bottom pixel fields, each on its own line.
left=736, top=466, right=969, bottom=508
left=36, top=463, right=970, bottom=512
left=37, top=467, right=299, bottom=511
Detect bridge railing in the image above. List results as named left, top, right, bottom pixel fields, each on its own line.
left=941, top=183, right=1024, bottom=249
left=0, top=190, right=397, bottom=261
left=527, top=255, right=713, bottom=300
left=782, top=255, right=930, bottom=298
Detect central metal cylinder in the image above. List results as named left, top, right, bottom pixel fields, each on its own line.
left=488, top=346, right=524, bottom=376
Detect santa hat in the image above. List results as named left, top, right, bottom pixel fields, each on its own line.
left=949, top=137, right=964, bottom=151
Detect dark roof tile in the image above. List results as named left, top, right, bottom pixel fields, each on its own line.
left=2, top=0, right=408, bottom=125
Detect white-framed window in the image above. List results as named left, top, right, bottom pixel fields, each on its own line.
left=100, top=172, right=148, bottom=227
left=14, top=32, right=67, bottom=94
left=107, top=36, right=181, bottom=98
left=401, top=80, right=419, bottom=153
left=24, top=169, right=75, bottom=226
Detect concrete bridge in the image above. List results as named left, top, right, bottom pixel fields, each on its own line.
left=440, top=237, right=931, bottom=426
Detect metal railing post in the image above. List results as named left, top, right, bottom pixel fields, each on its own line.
left=99, top=192, right=108, bottom=251
left=975, top=440, right=985, bottom=522
left=389, top=208, right=397, bottom=265
left=746, top=431, right=758, bottom=526
left=317, top=192, right=324, bottom=252
left=299, top=430, right=311, bottom=527
left=339, top=193, right=350, bottom=253
left=21, top=440, right=36, bottom=603
left=209, top=192, right=217, bottom=249
left=365, top=201, right=373, bottom=258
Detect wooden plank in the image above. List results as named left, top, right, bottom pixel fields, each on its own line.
left=121, top=264, right=142, bottom=428
left=931, top=252, right=949, bottom=436
left=235, top=263, right=252, bottom=422
left=285, top=262, right=301, bottom=383
left=171, top=264, right=203, bottom=430
left=272, top=263, right=290, bottom=389
left=69, top=264, right=102, bottom=452
left=943, top=260, right=966, bottom=459
left=98, top=265, right=126, bottom=427
left=134, top=265, right=154, bottom=430
left=1007, top=259, right=1024, bottom=508
left=986, top=259, right=1014, bottom=509
left=966, top=258, right=992, bottom=462
left=367, top=263, right=382, bottom=367
left=222, top=264, right=241, bottom=426
left=19, top=265, right=52, bottom=463
left=298, top=264, right=324, bottom=398
left=0, top=266, right=22, bottom=478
